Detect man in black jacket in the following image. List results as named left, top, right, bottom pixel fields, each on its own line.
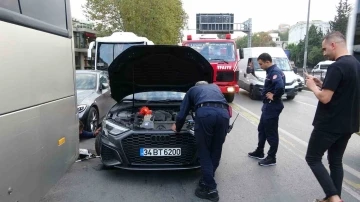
left=248, top=53, right=285, bottom=166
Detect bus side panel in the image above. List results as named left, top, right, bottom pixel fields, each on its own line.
left=0, top=97, right=77, bottom=202
left=0, top=20, right=78, bottom=201
left=0, top=21, right=75, bottom=115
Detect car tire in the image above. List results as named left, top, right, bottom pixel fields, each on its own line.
left=86, top=107, right=99, bottom=133
left=224, top=93, right=235, bottom=103
left=249, top=86, right=257, bottom=100
left=95, top=133, right=101, bottom=156
left=287, top=95, right=295, bottom=100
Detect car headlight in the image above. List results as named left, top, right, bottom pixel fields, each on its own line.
left=227, top=87, right=235, bottom=93
left=102, top=120, right=129, bottom=136
left=77, top=105, right=87, bottom=113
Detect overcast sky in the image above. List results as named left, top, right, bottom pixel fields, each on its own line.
left=70, top=0, right=356, bottom=38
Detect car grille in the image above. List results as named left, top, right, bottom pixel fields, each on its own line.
left=216, top=71, right=234, bottom=82
left=121, top=133, right=197, bottom=165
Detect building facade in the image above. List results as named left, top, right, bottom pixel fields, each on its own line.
left=72, top=19, right=97, bottom=69
left=268, top=32, right=288, bottom=49
left=288, top=20, right=330, bottom=45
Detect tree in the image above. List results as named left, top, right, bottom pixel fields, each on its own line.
left=306, top=25, right=325, bottom=66
left=329, top=0, right=352, bottom=36
left=279, top=30, right=289, bottom=41
left=235, top=32, right=276, bottom=48
left=83, top=0, right=188, bottom=44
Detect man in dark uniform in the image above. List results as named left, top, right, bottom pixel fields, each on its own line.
left=171, top=81, right=230, bottom=202
left=248, top=53, right=285, bottom=166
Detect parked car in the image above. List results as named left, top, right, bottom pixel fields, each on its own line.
left=76, top=70, right=115, bottom=132
left=296, top=74, right=304, bottom=91
left=95, top=45, right=214, bottom=170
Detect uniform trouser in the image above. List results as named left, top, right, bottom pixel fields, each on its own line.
left=194, top=107, right=230, bottom=190
left=257, top=111, right=280, bottom=158
left=305, top=129, right=352, bottom=199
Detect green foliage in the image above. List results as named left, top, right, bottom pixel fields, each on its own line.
left=83, top=0, right=188, bottom=44
left=235, top=32, right=276, bottom=48
left=285, top=0, right=353, bottom=68
left=329, top=0, right=352, bottom=36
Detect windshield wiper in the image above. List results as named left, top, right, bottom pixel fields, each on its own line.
left=147, top=99, right=181, bottom=103
left=210, top=58, right=228, bottom=64
left=121, top=98, right=147, bottom=102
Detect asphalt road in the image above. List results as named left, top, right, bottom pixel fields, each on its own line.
left=41, top=90, right=360, bottom=202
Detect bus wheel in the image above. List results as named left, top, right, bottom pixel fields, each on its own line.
left=225, top=93, right=235, bottom=103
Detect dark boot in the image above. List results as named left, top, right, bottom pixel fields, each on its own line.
left=248, top=148, right=265, bottom=160
left=195, top=186, right=219, bottom=202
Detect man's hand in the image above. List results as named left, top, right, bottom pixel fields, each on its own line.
left=266, top=92, right=274, bottom=100
left=94, top=127, right=101, bottom=137
left=305, top=73, right=322, bottom=87
left=306, top=77, right=318, bottom=91
left=171, top=124, right=177, bottom=132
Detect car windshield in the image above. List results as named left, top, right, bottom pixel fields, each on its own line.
left=251, top=57, right=292, bottom=71
left=96, top=42, right=144, bottom=69
left=320, top=64, right=330, bottom=69
left=76, top=73, right=97, bottom=90
left=184, top=42, right=236, bottom=62
left=123, top=91, right=185, bottom=101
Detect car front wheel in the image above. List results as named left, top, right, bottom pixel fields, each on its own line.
left=87, top=107, right=99, bottom=132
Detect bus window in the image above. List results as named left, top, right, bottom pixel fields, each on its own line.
left=351, top=0, right=360, bottom=61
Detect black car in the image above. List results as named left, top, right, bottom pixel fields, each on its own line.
left=95, top=45, right=214, bottom=170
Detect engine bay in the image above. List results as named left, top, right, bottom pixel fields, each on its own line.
left=110, top=105, right=194, bottom=130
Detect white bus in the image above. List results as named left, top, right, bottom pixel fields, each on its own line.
left=347, top=0, right=360, bottom=62
left=88, top=32, right=154, bottom=70
left=0, top=1, right=78, bottom=201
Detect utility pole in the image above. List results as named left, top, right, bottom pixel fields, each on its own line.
left=303, top=0, right=311, bottom=71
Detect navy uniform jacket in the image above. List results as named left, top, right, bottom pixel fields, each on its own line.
left=175, top=83, right=228, bottom=131
left=80, top=130, right=94, bottom=138
left=261, top=64, right=285, bottom=119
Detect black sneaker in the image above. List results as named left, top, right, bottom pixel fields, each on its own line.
left=258, top=156, right=276, bottom=166
left=195, top=187, right=219, bottom=202
left=198, top=178, right=206, bottom=188
left=248, top=149, right=265, bottom=160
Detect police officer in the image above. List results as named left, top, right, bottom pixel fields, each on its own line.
left=248, top=53, right=285, bottom=166
left=171, top=81, right=230, bottom=202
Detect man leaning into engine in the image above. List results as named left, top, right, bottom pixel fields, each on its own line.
left=171, top=81, right=230, bottom=202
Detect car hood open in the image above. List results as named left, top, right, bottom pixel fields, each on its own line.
left=108, top=45, right=214, bottom=103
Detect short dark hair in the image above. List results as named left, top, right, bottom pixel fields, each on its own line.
left=257, top=53, right=272, bottom=63
left=323, top=31, right=346, bottom=43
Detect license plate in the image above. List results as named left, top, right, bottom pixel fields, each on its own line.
left=140, top=148, right=181, bottom=156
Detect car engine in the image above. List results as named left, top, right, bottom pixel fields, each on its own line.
left=111, top=106, right=194, bottom=130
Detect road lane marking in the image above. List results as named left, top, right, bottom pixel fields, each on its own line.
left=230, top=102, right=360, bottom=199
left=231, top=102, right=360, bottom=178
left=294, top=100, right=317, bottom=108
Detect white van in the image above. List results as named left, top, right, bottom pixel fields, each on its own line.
left=311, top=60, right=334, bottom=73
left=238, top=47, right=299, bottom=100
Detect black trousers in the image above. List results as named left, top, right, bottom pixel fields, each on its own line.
left=194, top=107, right=230, bottom=189
left=305, top=129, right=352, bottom=199
left=257, top=115, right=280, bottom=158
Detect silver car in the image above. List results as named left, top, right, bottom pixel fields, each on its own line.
left=76, top=70, right=116, bottom=132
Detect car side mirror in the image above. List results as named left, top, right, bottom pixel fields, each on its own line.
left=246, top=66, right=254, bottom=74
left=237, top=48, right=244, bottom=59
left=100, top=83, right=109, bottom=91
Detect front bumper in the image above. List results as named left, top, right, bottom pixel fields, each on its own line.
left=98, top=130, right=200, bottom=170
left=218, top=84, right=240, bottom=94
